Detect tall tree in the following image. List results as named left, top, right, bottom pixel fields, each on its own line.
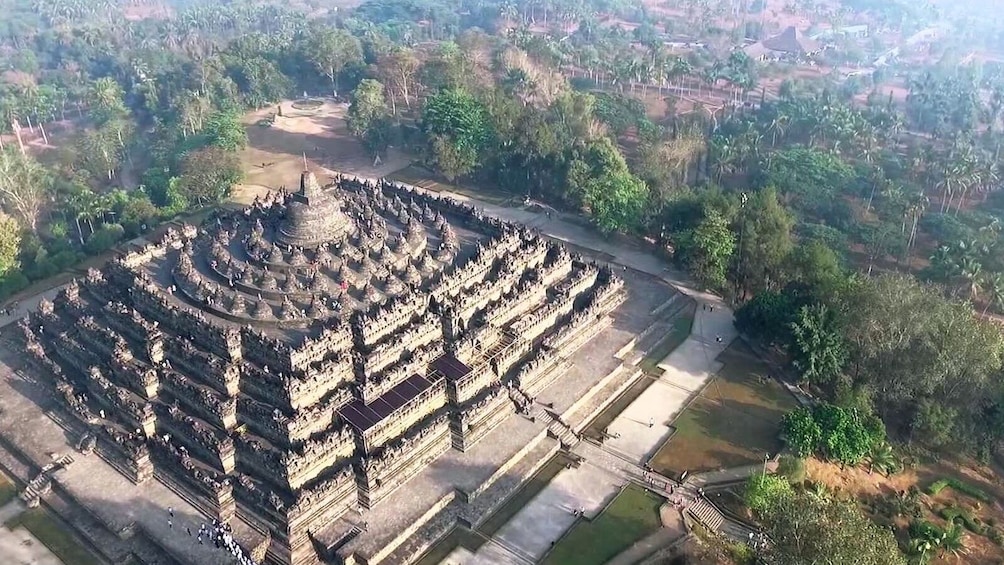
left=757, top=490, right=906, bottom=565
left=305, top=26, right=363, bottom=96
left=735, top=186, right=794, bottom=296
left=422, top=89, right=493, bottom=180
left=179, top=147, right=243, bottom=205
left=347, top=79, right=391, bottom=158
left=377, top=47, right=421, bottom=114
left=0, top=148, right=51, bottom=230
left=678, top=208, right=735, bottom=289
left=790, top=304, right=847, bottom=385
left=0, top=211, right=21, bottom=278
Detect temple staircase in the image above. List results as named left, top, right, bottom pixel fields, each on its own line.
left=507, top=386, right=579, bottom=448
left=685, top=496, right=725, bottom=531
left=530, top=404, right=579, bottom=449
left=19, top=453, right=74, bottom=507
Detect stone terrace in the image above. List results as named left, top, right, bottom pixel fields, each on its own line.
left=7, top=172, right=656, bottom=565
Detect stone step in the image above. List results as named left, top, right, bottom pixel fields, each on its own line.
left=687, top=498, right=724, bottom=531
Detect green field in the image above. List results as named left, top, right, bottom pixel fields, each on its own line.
left=0, top=474, right=17, bottom=507
left=5, top=507, right=103, bottom=565
left=650, top=341, right=797, bottom=479
left=542, top=484, right=664, bottom=565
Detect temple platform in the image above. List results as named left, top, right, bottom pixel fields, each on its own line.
left=331, top=271, right=676, bottom=564
left=0, top=351, right=264, bottom=565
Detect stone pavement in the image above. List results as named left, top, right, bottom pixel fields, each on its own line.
left=0, top=364, right=257, bottom=565
left=603, top=303, right=737, bottom=464
left=0, top=284, right=67, bottom=328
left=463, top=459, right=624, bottom=564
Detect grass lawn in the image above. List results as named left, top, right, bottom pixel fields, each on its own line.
left=0, top=473, right=17, bottom=507
left=650, top=341, right=797, bottom=479
left=477, top=453, right=572, bottom=537
left=5, top=507, right=102, bottom=565
left=413, top=526, right=485, bottom=565
left=542, top=484, right=664, bottom=565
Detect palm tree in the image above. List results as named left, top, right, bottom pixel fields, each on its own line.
left=939, top=523, right=968, bottom=559
left=867, top=443, right=899, bottom=476
left=958, top=256, right=984, bottom=301
left=981, top=273, right=1004, bottom=316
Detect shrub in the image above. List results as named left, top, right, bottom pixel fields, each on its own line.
left=988, top=528, right=1004, bottom=546
left=927, top=478, right=991, bottom=502
left=85, top=223, right=125, bottom=255
left=776, top=455, right=806, bottom=483
left=940, top=506, right=987, bottom=534
left=744, top=473, right=793, bottom=517
left=780, top=407, right=820, bottom=457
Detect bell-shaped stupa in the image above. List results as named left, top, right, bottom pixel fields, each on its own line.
left=278, top=157, right=353, bottom=247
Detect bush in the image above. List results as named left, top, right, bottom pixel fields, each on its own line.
left=988, top=528, right=1004, bottom=546
left=927, top=478, right=990, bottom=502
left=776, top=455, right=806, bottom=483
left=0, top=271, right=30, bottom=300
left=744, top=473, right=793, bottom=517
left=84, top=223, right=126, bottom=255
left=780, top=404, right=883, bottom=466
left=939, top=506, right=986, bottom=534
left=780, top=407, right=821, bottom=457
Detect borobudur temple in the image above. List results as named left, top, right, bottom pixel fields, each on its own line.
left=16, top=169, right=626, bottom=565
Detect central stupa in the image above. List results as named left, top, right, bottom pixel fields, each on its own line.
left=278, top=162, right=353, bottom=247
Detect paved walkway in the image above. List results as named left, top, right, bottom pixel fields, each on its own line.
left=0, top=284, right=67, bottom=328
left=603, top=303, right=736, bottom=464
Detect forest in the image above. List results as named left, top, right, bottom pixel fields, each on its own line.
left=4, top=0, right=1004, bottom=562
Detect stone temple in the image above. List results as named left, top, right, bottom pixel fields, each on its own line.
left=16, top=169, right=626, bottom=565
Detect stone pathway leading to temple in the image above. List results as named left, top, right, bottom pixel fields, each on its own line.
left=0, top=284, right=68, bottom=329
left=603, top=304, right=736, bottom=463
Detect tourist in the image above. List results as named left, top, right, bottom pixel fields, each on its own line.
left=648, top=417, right=654, bottom=428
left=168, top=507, right=174, bottom=518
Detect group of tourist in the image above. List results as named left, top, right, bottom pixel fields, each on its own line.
left=167, top=507, right=259, bottom=565
left=1, top=301, right=19, bottom=317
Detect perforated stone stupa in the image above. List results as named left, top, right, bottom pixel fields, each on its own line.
left=17, top=171, right=626, bottom=565
left=278, top=165, right=353, bottom=248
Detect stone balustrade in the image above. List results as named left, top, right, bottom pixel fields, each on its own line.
left=149, top=437, right=235, bottom=522
left=162, top=339, right=239, bottom=397
left=288, top=386, right=353, bottom=443
left=354, top=292, right=430, bottom=347
left=362, top=312, right=443, bottom=377
left=357, top=412, right=451, bottom=508
left=161, top=370, right=237, bottom=429
left=85, top=366, right=156, bottom=436
left=285, top=424, right=355, bottom=489
left=157, top=404, right=236, bottom=473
